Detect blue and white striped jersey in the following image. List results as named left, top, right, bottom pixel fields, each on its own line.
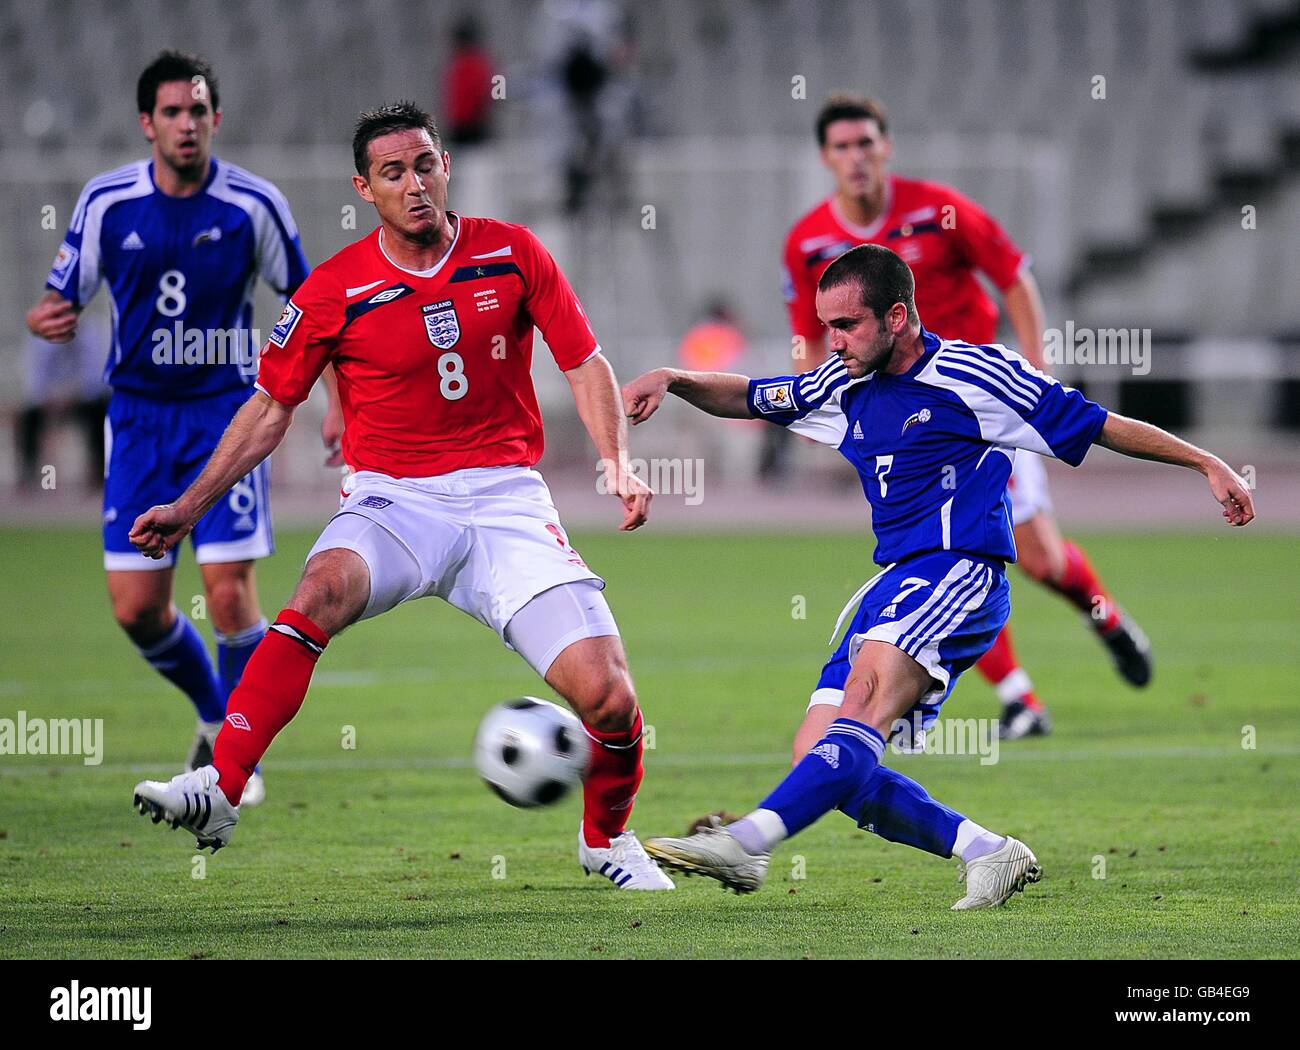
left=45, top=158, right=309, bottom=400
left=747, top=328, right=1108, bottom=565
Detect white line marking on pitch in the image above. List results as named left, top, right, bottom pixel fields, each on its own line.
left=2, top=744, right=1297, bottom=778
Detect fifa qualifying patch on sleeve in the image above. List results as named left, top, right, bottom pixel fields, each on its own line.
left=753, top=380, right=796, bottom=415
left=268, top=300, right=303, bottom=347
left=47, top=242, right=79, bottom=290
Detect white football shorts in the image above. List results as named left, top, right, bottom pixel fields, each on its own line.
left=308, top=466, right=616, bottom=672
left=1008, top=449, right=1053, bottom=527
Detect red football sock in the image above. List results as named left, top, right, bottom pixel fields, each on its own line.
left=1051, top=540, right=1121, bottom=633
left=212, top=609, right=328, bottom=805
left=581, top=708, right=644, bottom=848
left=976, top=627, right=1043, bottom=711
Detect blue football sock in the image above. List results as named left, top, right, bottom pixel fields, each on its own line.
left=756, top=718, right=885, bottom=840
left=215, top=617, right=268, bottom=704
left=839, top=763, right=965, bottom=858
left=137, top=612, right=225, bottom=724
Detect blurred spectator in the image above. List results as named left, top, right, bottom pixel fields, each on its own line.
left=16, top=325, right=110, bottom=490
left=677, top=298, right=747, bottom=373
left=536, top=0, right=641, bottom=213
left=443, top=16, right=496, bottom=146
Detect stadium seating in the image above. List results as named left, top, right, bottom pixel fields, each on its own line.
left=3, top=0, right=1297, bottom=428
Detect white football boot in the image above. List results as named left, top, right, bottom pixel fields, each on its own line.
left=133, top=764, right=239, bottom=852
left=240, top=770, right=266, bottom=808
left=645, top=817, right=769, bottom=894
left=951, top=835, right=1042, bottom=910
left=185, top=722, right=266, bottom=808
left=578, top=824, right=675, bottom=890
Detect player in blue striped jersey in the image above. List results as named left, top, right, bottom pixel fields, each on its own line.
left=25, top=52, right=324, bottom=803
left=625, top=244, right=1254, bottom=907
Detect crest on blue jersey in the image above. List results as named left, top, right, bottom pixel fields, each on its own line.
left=753, top=380, right=795, bottom=415
left=193, top=225, right=223, bottom=247
left=48, top=242, right=78, bottom=290
left=268, top=300, right=303, bottom=347
left=422, top=299, right=460, bottom=350
left=901, top=408, right=932, bottom=435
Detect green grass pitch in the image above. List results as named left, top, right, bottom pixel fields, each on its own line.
left=1, top=525, right=1296, bottom=959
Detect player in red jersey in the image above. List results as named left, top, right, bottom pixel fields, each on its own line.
left=781, top=96, right=1152, bottom=744
left=125, top=102, right=674, bottom=889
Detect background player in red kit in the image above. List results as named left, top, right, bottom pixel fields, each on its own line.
left=781, top=96, right=1152, bottom=743
left=126, top=102, right=674, bottom=889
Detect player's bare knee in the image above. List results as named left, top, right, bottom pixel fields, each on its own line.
left=1017, top=547, right=1054, bottom=583
left=288, top=577, right=356, bottom=637
left=843, top=664, right=880, bottom=708
left=289, top=550, right=369, bottom=637
left=576, top=671, right=637, bottom=733
left=113, top=599, right=173, bottom=645
left=204, top=573, right=256, bottom=630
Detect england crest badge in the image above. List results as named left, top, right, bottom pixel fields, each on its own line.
left=422, top=299, right=460, bottom=349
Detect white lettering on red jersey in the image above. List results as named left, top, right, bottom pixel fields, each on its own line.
left=256, top=214, right=600, bottom=477
left=782, top=175, right=1027, bottom=354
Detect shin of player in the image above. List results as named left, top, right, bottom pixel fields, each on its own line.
left=731, top=640, right=1010, bottom=866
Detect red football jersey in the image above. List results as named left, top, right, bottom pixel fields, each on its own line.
left=256, top=215, right=599, bottom=477
left=782, top=174, right=1026, bottom=354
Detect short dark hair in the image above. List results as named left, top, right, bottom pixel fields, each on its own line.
left=815, top=93, right=888, bottom=146
left=818, top=244, right=918, bottom=325
left=137, top=50, right=219, bottom=115
left=353, top=101, right=442, bottom=176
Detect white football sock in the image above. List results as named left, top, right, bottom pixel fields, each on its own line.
left=727, top=808, right=787, bottom=855
left=995, top=668, right=1034, bottom=706
left=953, top=819, right=1006, bottom=862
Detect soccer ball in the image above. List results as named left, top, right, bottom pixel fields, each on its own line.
left=474, top=697, right=590, bottom=808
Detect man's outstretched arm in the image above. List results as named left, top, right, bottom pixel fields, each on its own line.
left=565, top=351, right=653, bottom=531
left=1095, top=412, right=1255, bottom=527
left=129, top=391, right=296, bottom=558
left=623, top=367, right=752, bottom=424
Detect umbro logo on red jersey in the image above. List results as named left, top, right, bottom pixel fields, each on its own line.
left=340, top=283, right=415, bottom=333
left=226, top=713, right=251, bottom=731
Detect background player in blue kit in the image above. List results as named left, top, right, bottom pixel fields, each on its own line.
left=24, top=51, right=317, bottom=805
left=623, top=244, right=1254, bottom=909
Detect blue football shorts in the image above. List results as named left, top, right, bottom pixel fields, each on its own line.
left=102, top=388, right=273, bottom=570
left=808, top=550, right=1010, bottom=749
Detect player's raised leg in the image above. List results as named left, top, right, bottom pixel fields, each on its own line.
left=506, top=584, right=673, bottom=890
left=213, top=548, right=367, bottom=798
left=1015, top=510, right=1152, bottom=686
left=134, top=547, right=369, bottom=849
left=201, top=559, right=269, bottom=804
left=650, top=639, right=1039, bottom=906
left=649, top=554, right=1042, bottom=907
left=648, top=640, right=932, bottom=892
